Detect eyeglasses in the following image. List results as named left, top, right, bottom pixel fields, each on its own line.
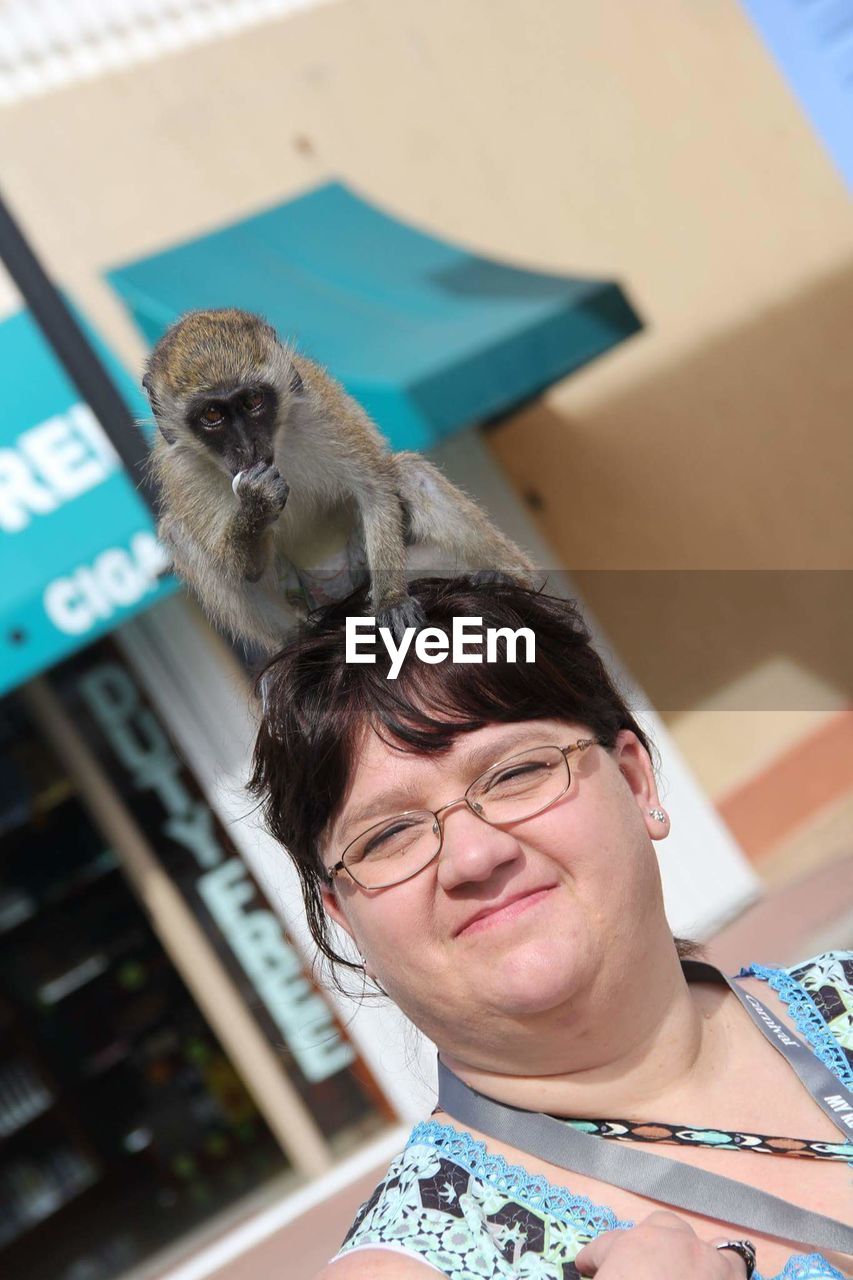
left=326, top=738, right=598, bottom=890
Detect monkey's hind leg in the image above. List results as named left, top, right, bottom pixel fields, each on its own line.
left=392, top=452, right=536, bottom=584
left=354, top=465, right=428, bottom=639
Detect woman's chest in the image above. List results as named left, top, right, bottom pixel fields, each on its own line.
left=458, top=1096, right=852, bottom=1279
left=536, top=1143, right=849, bottom=1277
left=430, top=967, right=853, bottom=1275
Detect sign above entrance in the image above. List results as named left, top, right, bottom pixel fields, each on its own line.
left=1, top=308, right=176, bottom=697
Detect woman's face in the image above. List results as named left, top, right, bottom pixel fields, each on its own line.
left=321, top=717, right=671, bottom=1060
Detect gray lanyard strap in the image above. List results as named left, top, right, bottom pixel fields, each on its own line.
left=436, top=959, right=853, bottom=1252
left=685, top=960, right=853, bottom=1139
left=437, top=1060, right=853, bottom=1250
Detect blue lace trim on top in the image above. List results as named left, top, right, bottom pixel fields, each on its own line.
left=757, top=1258, right=846, bottom=1280
left=408, top=1119, right=632, bottom=1234
left=403, top=1123, right=846, bottom=1280
left=741, top=958, right=853, bottom=1091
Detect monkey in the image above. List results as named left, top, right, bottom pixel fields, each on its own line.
left=142, top=308, right=537, bottom=653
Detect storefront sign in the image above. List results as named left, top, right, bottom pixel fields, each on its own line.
left=0, top=402, right=118, bottom=533
left=44, top=532, right=168, bottom=636
left=61, top=651, right=355, bottom=1086
left=1, top=308, right=177, bottom=698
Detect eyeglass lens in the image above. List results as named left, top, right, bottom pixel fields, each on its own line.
left=342, top=745, right=570, bottom=888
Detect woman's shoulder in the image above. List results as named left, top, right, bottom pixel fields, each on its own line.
left=316, top=1249, right=440, bottom=1278
left=787, top=948, right=853, bottom=985
left=741, top=948, right=852, bottom=986
left=330, top=1128, right=479, bottom=1275
left=741, top=949, right=852, bottom=1025
left=740, top=949, right=853, bottom=1083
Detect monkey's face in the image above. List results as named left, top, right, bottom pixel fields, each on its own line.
left=183, top=381, right=281, bottom=475
left=143, top=309, right=303, bottom=475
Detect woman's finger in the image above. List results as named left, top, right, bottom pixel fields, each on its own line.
left=574, top=1213, right=747, bottom=1278
left=574, top=1228, right=626, bottom=1276
left=576, top=1213, right=693, bottom=1273
left=568, top=1218, right=686, bottom=1280
left=709, top=1236, right=757, bottom=1277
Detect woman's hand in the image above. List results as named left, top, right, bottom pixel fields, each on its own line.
left=575, top=1210, right=753, bottom=1279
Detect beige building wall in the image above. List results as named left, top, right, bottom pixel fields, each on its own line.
left=1, top=0, right=851, bottom=848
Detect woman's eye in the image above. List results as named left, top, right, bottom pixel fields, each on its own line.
left=487, top=763, right=547, bottom=790
left=363, top=824, right=407, bottom=854
left=244, top=391, right=264, bottom=412
left=360, top=820, right=423, bottom=860
left=200, top=405, right=224, bottom=427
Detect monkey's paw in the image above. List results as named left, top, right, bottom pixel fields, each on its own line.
left=233, top=462, right=290, bottom=522
left=375, top=595, right=428, bottom=644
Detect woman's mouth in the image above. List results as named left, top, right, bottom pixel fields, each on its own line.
left=455, top=886, right=556, bottom=938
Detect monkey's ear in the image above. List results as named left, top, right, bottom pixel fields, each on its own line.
left=142, top=372, right=177, bottom=445
left=289, top=367, right=304, bottom=396
left=155, top=419, right=178, bottom=445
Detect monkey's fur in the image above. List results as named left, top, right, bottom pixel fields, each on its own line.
left=144, top=308, right=535, bottom=652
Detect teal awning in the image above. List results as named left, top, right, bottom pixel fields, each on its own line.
left=1, top=308, right=176, bottom=697
left=106, top=181, right=642, bottom=452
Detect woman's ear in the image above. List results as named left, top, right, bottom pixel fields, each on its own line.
left=614, top=730, right=670, bottom=840
left=321, top=885, right=375, bottom=977
left=320, top=883, right=356, bottom=939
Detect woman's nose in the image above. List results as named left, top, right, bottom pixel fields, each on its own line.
left=435, top=806, right=522, bottom=890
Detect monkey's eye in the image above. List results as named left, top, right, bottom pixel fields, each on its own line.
left=243, top=391, right=265, bottom=413
left=200, top=405, right=225, bottom=427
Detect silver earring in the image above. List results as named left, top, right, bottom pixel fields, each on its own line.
left=649, top=808, right=667, bottom=823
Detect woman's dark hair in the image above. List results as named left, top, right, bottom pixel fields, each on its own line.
left=248, top=576, right=691, bottom=979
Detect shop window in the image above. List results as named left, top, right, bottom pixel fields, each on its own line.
left=0, top=655, right=388, bottom=1280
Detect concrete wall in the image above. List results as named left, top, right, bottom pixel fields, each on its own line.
left=1, top=0, right=850, bottom=816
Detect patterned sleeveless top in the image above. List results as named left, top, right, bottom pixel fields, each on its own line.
left=334, top=951, right=853, bottom=1280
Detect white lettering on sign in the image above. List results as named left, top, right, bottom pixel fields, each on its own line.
left=43, top=532, right=169, bottom=636
left=199, top=860, right=355, bottom=1082
left=76, top=663, right=354, bottom=1083
left=0, top=404, right=119, bottom=533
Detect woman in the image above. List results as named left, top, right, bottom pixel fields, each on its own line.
left=249, top=578, right=852, bottom=1280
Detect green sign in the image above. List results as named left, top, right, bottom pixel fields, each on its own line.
left=1, top=308, right=176, bottom=696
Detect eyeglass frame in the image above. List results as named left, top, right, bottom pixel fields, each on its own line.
left=325, top=737, right=600, bottom=889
